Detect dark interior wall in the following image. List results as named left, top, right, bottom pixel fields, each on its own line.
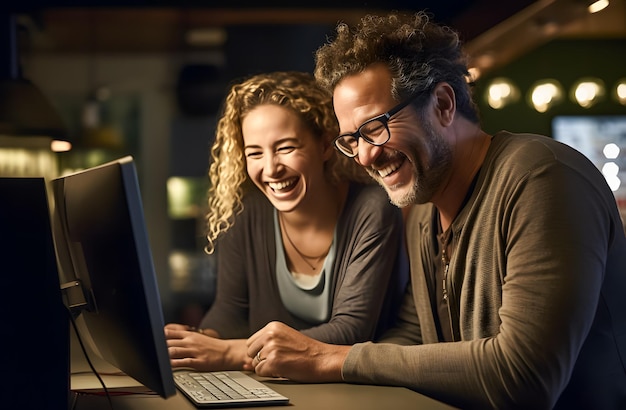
left=223, top=24, right=331, bottom=78
left=474, top=38, right=626, bottom=137
left=174, top=23, right=335, bottom=121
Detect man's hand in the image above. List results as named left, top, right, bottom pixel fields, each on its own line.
left=246, top=321, right=350, bottom=382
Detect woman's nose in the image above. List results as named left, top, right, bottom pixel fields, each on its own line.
left=264, top=154, right=282, bottom=176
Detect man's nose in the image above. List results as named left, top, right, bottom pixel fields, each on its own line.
left=355, top=140, right=383, bottom=167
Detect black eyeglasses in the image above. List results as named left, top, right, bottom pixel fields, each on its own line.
left=333, top=94, right=421, bottom=158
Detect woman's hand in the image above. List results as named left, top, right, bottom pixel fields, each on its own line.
left=164, top=323, right=251, bottom=371
left=246, top=321, right=350, bottom=382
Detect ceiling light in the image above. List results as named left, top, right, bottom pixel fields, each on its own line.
left=614, top=78, right=626, bottom=105
left=588, top=0, right=610, bottom=14
left=571, top=77, right=605, bottom=108
left=486, top=77, right=520, bottom=109
left=1, top=14, right=70, bottom=152
left=528, top=79, right=564, bottom=113
left=0, top=78, right=69, bottom=148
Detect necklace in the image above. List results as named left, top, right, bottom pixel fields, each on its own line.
left=278, top=213, right=332, bottom=270
left=439, top=227, right=453, bottom=303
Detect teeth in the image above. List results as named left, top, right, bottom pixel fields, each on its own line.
left=377, top=160, right=403, bottom=178
left=268, top=178, right=295, bottom=191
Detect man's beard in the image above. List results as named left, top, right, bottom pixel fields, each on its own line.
left=367, top=166, right=418, bottom=208
left=368, top=122, right=452, bottom=208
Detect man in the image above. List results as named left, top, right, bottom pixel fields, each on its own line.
left=245, top=12, right=626, bottom=409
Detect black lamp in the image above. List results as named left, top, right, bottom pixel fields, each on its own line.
left=0, top=13, right=70, bottom=151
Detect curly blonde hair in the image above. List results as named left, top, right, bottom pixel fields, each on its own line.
left=205, top=71, right=370, bottom=254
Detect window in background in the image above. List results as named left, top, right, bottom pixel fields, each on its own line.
left=552, top=115, right=626, bottom=229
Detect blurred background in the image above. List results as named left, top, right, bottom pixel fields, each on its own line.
left=2, top=0, right=625, bottom=325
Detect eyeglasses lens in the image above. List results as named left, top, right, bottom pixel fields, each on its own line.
left=336, top=137, right=358, bottom=156
left=335, top=119, right=391, bottom=157
left=361, top=120, right=389, bottom=144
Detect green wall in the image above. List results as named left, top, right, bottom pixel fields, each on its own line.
left=474, top=38, right=626, bottom=137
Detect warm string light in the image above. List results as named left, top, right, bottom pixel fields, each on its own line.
left=571, top=78, right=606, bottom=108
left=614, top=78, right=626, bottom=105
left=483, top=77, right=624, bottom=111
left=486, top=77, right=520, bottom=109
left=529, top=79, right=564, bottom=113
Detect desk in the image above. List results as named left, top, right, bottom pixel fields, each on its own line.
left=72, top=375, right=457, bottom=410
left=71, top=330, right=457, bottom=410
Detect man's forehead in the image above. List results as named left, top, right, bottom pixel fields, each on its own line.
left=334, top=65, right=393, bottom=106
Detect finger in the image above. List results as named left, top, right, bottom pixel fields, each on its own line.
left=253, top=356, right=266, bottom=374
left=242, top=360, right=254, bottom=371
left=246, top=337, right=265, bottom=360
left=170, top=356, right=196, bottom=369
left=253, top=356, right=280, bottom=379
left=246, top=326, right=265, bottom=349
left=168, top=346, right=180, bottom=358
left=166, top=337, right=187, bottom=348
left=251, top=352, right=264, bottom=372
left=168, top=345, right=193, bottom=359
left=164, top=328, right=191, bottom=340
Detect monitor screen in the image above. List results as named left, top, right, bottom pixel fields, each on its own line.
left=51, top=156, right=176, bottom=399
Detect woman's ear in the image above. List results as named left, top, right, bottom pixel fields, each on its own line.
left=433, top=82, right=456, bottom=127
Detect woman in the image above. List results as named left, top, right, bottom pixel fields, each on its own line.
left=165, top=71, right=407, bottom=371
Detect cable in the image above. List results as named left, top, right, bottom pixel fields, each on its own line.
left=66, top=307, right=115, bottom=410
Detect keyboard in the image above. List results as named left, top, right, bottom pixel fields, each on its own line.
left=174, top=370, right=289, bottom=408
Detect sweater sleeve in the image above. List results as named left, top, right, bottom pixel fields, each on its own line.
left=199, top=203, right=254, bottom=339
left=301, top=184, right=409, bottom=344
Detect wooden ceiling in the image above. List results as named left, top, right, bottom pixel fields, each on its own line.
left=16, top=1, right=533, bottom=53
left=13, top=0, right=626, bottom=76
left=465, top=0, right=626, bottom=74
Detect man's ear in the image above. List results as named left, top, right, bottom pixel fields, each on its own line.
left=433, top=82, right=456, bottom=127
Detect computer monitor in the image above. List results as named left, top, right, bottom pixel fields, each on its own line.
left=0, top=177, right=69, bottom=410
left=51, top=156, right=176, bottom=399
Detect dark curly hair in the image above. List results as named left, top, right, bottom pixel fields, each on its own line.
left=314, top=12, right=479, bottom=123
